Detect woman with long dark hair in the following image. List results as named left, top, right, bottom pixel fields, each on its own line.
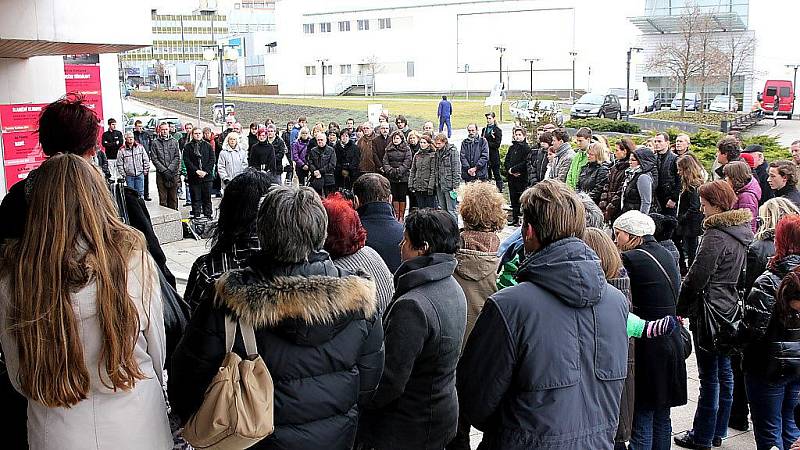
left=183, top=169, right=273, bottom=311
left=0, top=154, right=171, bottom=448
left=600, top=137, right=634, bottom=224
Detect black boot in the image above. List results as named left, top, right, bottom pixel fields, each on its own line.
left=674, top=431, right=711, bottom=450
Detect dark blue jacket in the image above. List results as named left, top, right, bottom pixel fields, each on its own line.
left=458, top=237, right=629, bottom=450
left=460, top=137, right=489, bottom=182
left=357, top=202, right=404, bottom=273
left=359, top=253, right=467, bottom=449
left=437, top=99, right=453, bottom=118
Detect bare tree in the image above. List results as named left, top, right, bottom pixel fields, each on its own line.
left=362, top=55, right=385, bottom=96
left=646, top=5, right=717, bottom=116
left=692, top=21, right=727, bottom=113
left=719, top=32, right=756, bottom=114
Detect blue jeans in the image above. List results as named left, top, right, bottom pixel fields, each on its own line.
left=629, top=407, right=672, bottom=450
left=125, top=174, right=145, bottom=197
left=438, top=116, right=452, bottom=137
left=691, top=339, right=734, bottom=446
left=745, top=373, right=800, bottom=450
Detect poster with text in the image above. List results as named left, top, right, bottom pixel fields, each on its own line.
left=0, top=104, right=47, bottom=191
left=64, top=63, right=104, bottom=146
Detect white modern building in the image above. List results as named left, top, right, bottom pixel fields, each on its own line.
left=267, top=0, right=642, bottom=96
left=0, top=0, right=151, bottom=195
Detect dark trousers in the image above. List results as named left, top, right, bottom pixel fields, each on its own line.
left=189, top=180, right=213, bottom=218
left=143, top=171, right=151, bottom=199
left=487, top=147, right=503, bottom=191
left=730, top=353, right=750, bottom=426
left=681, top=234, right=699, bottom=272
left=297, top=167, right=309, bottom=186
left=414, top=192, right=437, bottom=209
left=745, top=373, right=800, bottom=450
left=156, top=175, right=178, bottom=210
left=509, top=181, right=526, bottom=222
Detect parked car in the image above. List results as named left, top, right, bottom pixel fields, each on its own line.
left=125, top=115, right=151, bottom=133
left=653, top=93, right=671, bottom=111
left=165, top=85, right=188, bottom=92
left=758, top=80, right=795, bottom=119
left=570, top=93, right=622, bottom=120
left=509, top=99, right=565, bottom=125
left=670, top=92, right=702, bottom=111
left=145, top=116, right=182, bottom=132
left=608, top=82, right=651, bottom=115
left=708, top=95, right=739, bottom=113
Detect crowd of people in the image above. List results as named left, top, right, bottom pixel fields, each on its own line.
left=5, top=92, right=800, bottom=450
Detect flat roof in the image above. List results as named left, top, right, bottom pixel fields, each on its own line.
left=629, top=11, right=746, bottom=34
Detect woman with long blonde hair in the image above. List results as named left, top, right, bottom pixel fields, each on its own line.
left=0, top=154, right=171, bottom=449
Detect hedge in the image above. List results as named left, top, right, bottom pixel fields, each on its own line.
left=564, top=118, right=641, bottom=134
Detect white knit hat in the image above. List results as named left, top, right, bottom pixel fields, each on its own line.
left=613, top=210, right=656, bottom=237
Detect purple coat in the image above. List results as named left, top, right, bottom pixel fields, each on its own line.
left=734, top=177, right=761, bottom=232
left=291, top=138, right=310, bottom=166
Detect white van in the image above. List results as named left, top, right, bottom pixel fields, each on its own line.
left=607, top=82, right=651, bottom=115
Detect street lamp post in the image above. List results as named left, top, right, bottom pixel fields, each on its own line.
left=786, top=64, right=800, bottom=117
left=495, top=46, right=506, bottom=121
left=626, top=47, right=643, bottom=120
left=524, top=58, right=541, bottom=99
left=203, top=44, right=238, bottom=133
left=317, top=58, right=329, bottom=96
left=569, top=51, right=578, bottom=103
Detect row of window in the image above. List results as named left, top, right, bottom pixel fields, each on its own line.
left=152, top=26, right=229, bottom=35
left=153, top=14, right=226, bottom=22
left=303, top=18, right=391, bottom=34
left=303, top=62, right=415, bottom=77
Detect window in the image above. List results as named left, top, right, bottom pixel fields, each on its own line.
left=340, top=64, right=352, bottom=75
left=305, top=65, right=317, bottom=76
left=325, top=65, right=333, bottom=75
left=319, top=22, right=331, bottom=33
left=406, top=61, right=414, bottom=77
left=781, top=87, right=791, bottom=98
left=357, top=19, right=369, bottom=31
left=338, top=21, right=350, bottom=32
left=303, top=23, right=315, bottom=34
left=379, top=18, right=392, bottom=29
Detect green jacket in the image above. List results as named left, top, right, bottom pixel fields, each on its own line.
left=565, top=149, right=588, bottom=189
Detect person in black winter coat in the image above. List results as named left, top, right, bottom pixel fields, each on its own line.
left=308, top=132, right=338, bottom=196
left=336, top=128, right=360, bottom=190
left=248, top=128, right=277, bottom=176
left=736, top=215, right=800, bottom=450
left=650, top=212, right=681, bottom=268
left=577, top=142, right=610, bottom=205
left=652, top=132, right=680, bottom=215
left=675, top=181, right=754, bottom=450
left=504, top=127, right=530, bottom=225
left=526, top=132, right=550, bottom=188
left=170, top=186, right=384, bottom=450
left=183, top=128, right=215, bottom=219
left=481, top=112, right=504, bottom=192
left=675, top=153, right=706, bottom=274
left=358, top=209, right=467, bottom=450
left=744, top=145, right=774, bottom=206
left=458, top=180, right=628, bottom=450
left=382, top=130, right=412, bottom=221
left=600, top=138, right=634, bottom=225
left=769, top=160, right=800, bottom=207
left=613, top=210, right=688, bottom=450
left=622, top=147, right=660, bottom=214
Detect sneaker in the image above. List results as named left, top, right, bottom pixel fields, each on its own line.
left=674, top=431, right=711, bottom=450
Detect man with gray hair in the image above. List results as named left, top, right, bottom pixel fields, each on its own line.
left=460, top=123, right=489, bottom=182
left=116, top=130, right=151, bottom=198
left=150, top=121, right=181, bottom=209
left=675, top=134, right=691, bottom=157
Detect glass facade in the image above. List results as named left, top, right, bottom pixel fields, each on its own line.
left=644, top=0, right=748, bottom=26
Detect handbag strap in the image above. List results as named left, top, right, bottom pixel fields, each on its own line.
left=633, top=248, right=677, bottom=305
left=224, top=315, right=259, bottom=356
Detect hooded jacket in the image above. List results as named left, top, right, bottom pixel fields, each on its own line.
left=504, top=140, right=530, bottom=186
left=599, top=157, right=630, bottom=223
left=408, top=146, right=437, bottom=194
left=359, top=253, right=467, bottom=450
left=460, top=136, right=489, bottom=182
left=566, top=148, right=588, bottom=189
left=738, top=254, right=800, bottom=381
left=622, top=148, right=660, bottom=214
left=734, top=176, right=762, bottom=232
left=437, top=143, right=461, bottom=192
left=577, top=161, right=610, bottom=204
left=382, top=132, right=412, bottom=184
left=550, top=142, right=575, bottom=182
left=453, top=247, right=499, bottom=349
left=169, top=252, right=384, bottom=450
left=457, top=237, right=628, bottom=450
left=677, top=208, right=754, bottom=353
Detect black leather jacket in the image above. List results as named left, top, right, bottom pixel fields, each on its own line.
left=738, top=255, right=800, bottom=381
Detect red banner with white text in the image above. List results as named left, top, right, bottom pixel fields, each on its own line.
left=0, top=104, right=47, bottom=190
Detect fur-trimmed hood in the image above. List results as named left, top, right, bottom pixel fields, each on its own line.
left=215, top=263, right=377, bottom=344
left=703, top=208, right=754, bottom=247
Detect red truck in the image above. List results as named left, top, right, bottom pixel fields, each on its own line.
left=758, top=80, right=795, bottom=119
